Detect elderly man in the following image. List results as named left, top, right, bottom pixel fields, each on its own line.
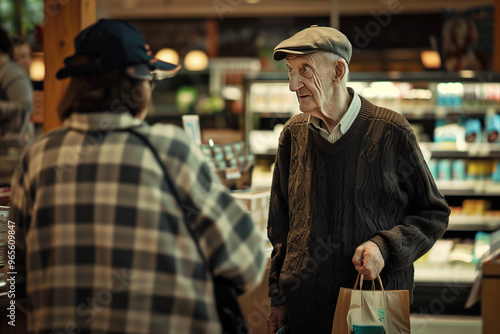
left=0, top=27, right=33, bottom=186
left=266, top=26, right=450, bottom=334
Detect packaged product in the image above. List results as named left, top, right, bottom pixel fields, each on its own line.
left=485, top=113, right=500, bottom=143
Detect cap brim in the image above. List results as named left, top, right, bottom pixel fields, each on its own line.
left=273, top=48, right=317, bottom=61
left=149, top=57, right=180, bottom=72
left=56, top=57, right=181, bottom=80
left=56, top=68, right=70, bottom=79
left=56, top=58, right=103, bottom=79
left=125, top=64, right=153, bottom=80
left=125, top=61, right=182, bottom=80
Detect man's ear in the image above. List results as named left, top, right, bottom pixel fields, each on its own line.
left=333, top=59, right=347, bottom=86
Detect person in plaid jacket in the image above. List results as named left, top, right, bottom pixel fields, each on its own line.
left=8, top=19, right=266, bottom=334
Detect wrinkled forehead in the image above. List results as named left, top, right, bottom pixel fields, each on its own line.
left=284, top=51, right=331, bottom=68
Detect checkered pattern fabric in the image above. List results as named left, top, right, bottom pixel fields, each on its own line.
left=9, top=112, right=266, bottom=333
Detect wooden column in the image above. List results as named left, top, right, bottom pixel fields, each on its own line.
left=43, top=0, right=96, bottom=132
left=495, top=0, right=500, bottom=71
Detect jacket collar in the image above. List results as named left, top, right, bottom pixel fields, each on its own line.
left=63, top=112, right=144, bottom=132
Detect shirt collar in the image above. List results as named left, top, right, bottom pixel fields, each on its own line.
left=308, top=87, right=361, bottom=135
left=63, top=112, right=144, bottom=132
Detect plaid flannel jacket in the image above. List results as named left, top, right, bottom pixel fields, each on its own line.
left=9, top=112, right=266, bottom=333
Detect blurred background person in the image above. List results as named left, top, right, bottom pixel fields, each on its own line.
left=0, top=26, right=33, bottom=187
left=11, top=36, right=32, bottom=74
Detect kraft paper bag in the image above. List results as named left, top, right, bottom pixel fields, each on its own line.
left=331, top=274, right=411, bottom=334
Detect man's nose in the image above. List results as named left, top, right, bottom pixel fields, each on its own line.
left=289, top=73, right=304, bottom=92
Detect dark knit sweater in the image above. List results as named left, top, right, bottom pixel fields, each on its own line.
left=267, top=97, right=450, bottom=334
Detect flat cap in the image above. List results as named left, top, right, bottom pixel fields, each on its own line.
left=273, top=25, right=352, bottom=63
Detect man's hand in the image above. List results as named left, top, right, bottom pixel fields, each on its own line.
left=352, top=241, right=385, bottom=280
left=267, top=305, right=286, bottom=334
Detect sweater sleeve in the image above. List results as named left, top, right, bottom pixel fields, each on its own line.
left=0, top=64, right=33, bottom=123
left=370, top=125, right=450, bottom=272
left=267, top=128, right=291, bottom=306
left=161, top=126, right=266, bottom=294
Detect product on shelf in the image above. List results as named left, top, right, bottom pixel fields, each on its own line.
left=418, top=231, right=493, bottom=266
left=427, top=159, right=438, bottom=180
left=436, top=82, right=463, bottom=107
left=449, top=242, right=474, bottom=263
left=434, top=121, right=466, bottom=146
left=467, top=160, right=492, bottom=180
left=452, top=159, right=467, bottom=180
left=426, top=239, right=454, bottom=264
left=437, top=159, right=452, bottom=180
left=472, top=231, right=490, bottom=263
left=464, top=118, right=482, bottom=143
left=492, top=160, right=500, bottom=182
left=485, top=113, right=500, bottom=143
left=201, top=141, right=254, bottom=190
left=462, top=199, right=491, bottom=215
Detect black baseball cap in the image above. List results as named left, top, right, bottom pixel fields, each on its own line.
left=273, top=25, right=352, bottom=63
left=56, top=19, right=179, bottom=80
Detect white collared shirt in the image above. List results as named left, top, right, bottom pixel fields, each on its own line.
left=308, top=88, right=361, bottom=143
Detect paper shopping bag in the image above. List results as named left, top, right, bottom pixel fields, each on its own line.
left=332, top=282, right=352, bottom=333
left=331, top=274, right=411, bottom=334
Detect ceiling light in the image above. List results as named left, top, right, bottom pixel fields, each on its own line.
left=155, top=48, right=179, bottom=66
left=420, top=50, right=441, bottom=69
left=30, top=58, right=45, bottom=81
left=184, top=50, right=209, bottom=72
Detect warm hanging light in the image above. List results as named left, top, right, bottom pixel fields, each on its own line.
left=154, top=48, right=180, bottom=79
left=420, top=50, right=441, bottom=69
left=155, top=48, right=179, bottom=66
left=184, top=50, right=209, bottom=71
left=30, top=58, right=45, bottom=81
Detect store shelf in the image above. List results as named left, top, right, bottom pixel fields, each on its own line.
left=435, top=180, right=500, bottom=196
left=349, top=71, right=500, bottom=83
left=448, top=215, right=500, bottom=231
left=421, top=142, right=500, bottom=158
left=250, top=111, right=295, bottom=118
left=248, top=130, right=280, bottom=155
left=414, top=262, right=478, bottom=284
left=248, top=71, right=500, bottom=83
left=399, top=105, right=498, bottom=119
left=410, top=315, right=481, bottom=334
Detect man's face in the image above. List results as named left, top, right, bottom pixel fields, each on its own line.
left=13, top=43, right=31, bottom=73
left=285, top=52, right=336, bottom=117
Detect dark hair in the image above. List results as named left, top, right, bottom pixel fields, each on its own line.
left=58, top=55, right=151, bottom=121
left=0, top=26, right=13, bottom=54
left=11, top=36, right=28, bottom=47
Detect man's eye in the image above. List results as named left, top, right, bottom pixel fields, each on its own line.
left=302, top=66, right=311, bottom=73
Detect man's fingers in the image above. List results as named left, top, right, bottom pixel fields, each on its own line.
left=353, top=241, right=385, bottom=281
left=352, top=247, right=364, bottom=267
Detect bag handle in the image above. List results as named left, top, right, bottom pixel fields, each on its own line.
left=353, top=274, right=385, bottom=291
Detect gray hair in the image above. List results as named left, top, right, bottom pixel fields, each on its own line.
left=320, top=51, right=350, bottom=81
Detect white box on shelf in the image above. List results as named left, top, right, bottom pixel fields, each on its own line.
left=232, top=189, right=271, bottom=234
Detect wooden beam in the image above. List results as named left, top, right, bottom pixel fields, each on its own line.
left=495, top=0, right=500, bottom=71
left=43, top=0, right=96, bottom=133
